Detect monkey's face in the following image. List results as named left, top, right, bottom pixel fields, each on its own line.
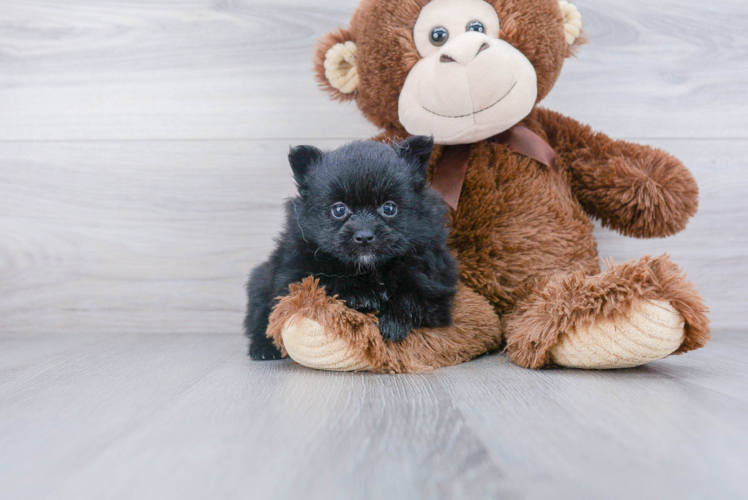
left=398, top=0, right=538, bottom=144
left=314, top=0, right=584, bottom=145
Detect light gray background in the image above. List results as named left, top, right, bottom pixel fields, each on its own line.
left=1, top=1, right=747, bottom=499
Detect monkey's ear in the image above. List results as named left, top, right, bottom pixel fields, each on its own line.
left=559, top=1, right=585, bottom=55
left=288, top=145, right=324, bottom=186
left=314, top=28, right=359, bottom=102
left=395, top=136, right=434, bottom=188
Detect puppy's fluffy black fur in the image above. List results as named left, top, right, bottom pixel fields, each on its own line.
left=245, top=136, right=458, bottom=360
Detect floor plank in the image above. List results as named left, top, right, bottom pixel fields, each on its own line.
left=436, top=352, right=748, bottom=499
left=646, top=329, right=748, bottom=404
left=1, top=332, right=746, bottom=499
left=0, top=333, right=516, bottom=500
left=0, top=333, right=235, bottom=499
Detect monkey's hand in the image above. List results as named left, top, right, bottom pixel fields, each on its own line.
left=570, top=145, right=699, bottom=238
left=537, top=108, right=699, bottom=239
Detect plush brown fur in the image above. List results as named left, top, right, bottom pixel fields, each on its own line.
left=503, top=255, right=710, bottom=369
left=267, top=278, right=502, bottom=373
left=306, top=0, right=710, bottom=369
left=536, top=108, right=700, bottom=238
left=314, top=28, right=357, bottom=103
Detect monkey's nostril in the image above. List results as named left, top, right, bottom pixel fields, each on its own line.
left=439, top=54, right=456, bottom=63
left=477, top=42, right=490, bottom=55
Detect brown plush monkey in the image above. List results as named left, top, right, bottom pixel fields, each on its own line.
left=266, top=0, right=710, bottom=372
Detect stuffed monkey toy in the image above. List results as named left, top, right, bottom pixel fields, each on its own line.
left=265, top=0, right=710, bottom=372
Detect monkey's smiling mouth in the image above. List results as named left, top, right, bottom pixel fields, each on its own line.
left=422, top=81, right=517, bottom=119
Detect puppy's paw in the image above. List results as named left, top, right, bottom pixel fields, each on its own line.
left=341, top=294, right=380, bottom=313
left=249, top=339, right=284, bottom=360
left=378, top=315, right=411, bottom=342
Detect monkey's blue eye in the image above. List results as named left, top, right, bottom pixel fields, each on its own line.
left=467, top=21, right=484, bottom=33
left=381, top=202, right=397, bottom=217
left=331, top=203, right=347, bottom=219
left=430, top=27, right=449, bottom=46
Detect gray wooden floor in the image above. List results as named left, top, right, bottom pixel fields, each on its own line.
left=1, top=1, right=747, bottom=498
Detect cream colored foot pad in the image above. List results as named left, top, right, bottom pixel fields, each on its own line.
left=550, top=300, right=686, bottom=369
left=282, top=317, right=373, bottom=372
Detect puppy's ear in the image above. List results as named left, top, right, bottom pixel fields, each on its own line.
left=288, top=145, right=323, bottom=187
left=395, top=135, right=434, bottom=189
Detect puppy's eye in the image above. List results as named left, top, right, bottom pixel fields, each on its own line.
left=466, top=21, right=484, bottom=33
left=331, top=203, right=347, bottom=219
left=430, top=27, right=449, bottom=46
left=380, top=201, right=397, bottom=217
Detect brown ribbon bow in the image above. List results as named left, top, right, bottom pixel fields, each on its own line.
left=431, top=124, right=558, bottom=210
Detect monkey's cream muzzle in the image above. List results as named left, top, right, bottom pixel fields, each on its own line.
left=399, top=32, right=537, bottom=145
left=398, top=0, right=539, bottom=145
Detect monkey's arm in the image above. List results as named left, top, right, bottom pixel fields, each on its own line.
left=535, top=107, right=699, bottom=238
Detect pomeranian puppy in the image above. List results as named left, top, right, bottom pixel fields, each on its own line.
left=245, top=136, right=458, bottom=360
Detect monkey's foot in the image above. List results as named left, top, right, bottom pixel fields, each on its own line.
left=282, top=316, right=373, bottom=371
left=549, top=299, right=685, bottom=369
left=266, top=277, right=502, bottom=373
left=504, top=255, right=710, bottom=369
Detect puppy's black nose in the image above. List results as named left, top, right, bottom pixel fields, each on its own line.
left=353, top=230, right=375, bottom=244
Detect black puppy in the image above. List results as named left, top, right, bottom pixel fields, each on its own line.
left=245, top=136, right=458, bottom=360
